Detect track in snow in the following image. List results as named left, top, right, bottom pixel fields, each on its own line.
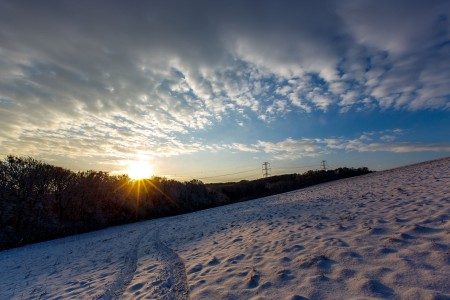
left=98, top=226, right=190, bottom=300
left=98, top=230, right=149, bottom=300
left=145, top=229, right=190, bottom=300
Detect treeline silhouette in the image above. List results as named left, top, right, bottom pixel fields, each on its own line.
left=0, top=155, right=371, bottom=250
left=207, top=167, right=372, bottom=202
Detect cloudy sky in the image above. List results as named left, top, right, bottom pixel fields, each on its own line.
left=0, top=0, right=449, bottom=182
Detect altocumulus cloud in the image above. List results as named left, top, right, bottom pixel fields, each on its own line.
left=0, top=0, right=449, bottom=170
left=247, top=130, right=450, bottom=161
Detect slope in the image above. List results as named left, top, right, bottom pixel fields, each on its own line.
left=0, top=157, right=449, bottom=299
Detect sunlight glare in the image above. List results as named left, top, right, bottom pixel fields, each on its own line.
left=127, top=159, right=154, bottom=180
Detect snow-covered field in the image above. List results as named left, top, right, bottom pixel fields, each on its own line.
left=1, top=158, right=449, bottom=299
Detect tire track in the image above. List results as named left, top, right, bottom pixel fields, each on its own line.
left=97, top=226, right=190, bottom=300
left=97, top=230, right=149, bottom=300
left=146, top=229, right=190, bottom=300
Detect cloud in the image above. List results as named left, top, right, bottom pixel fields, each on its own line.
left=337, top=0, right=450, bottom=111
left=255, top=138, right=324, bottom=160
left=357, top=143, right=450, bottom=153
left=249, top=129, right=449, bottom=160
left=380, top=135, right=396, bottom=142
left=0, top=0, right=449, bottom=170
left=228, top=143, right=259, bottom=153
left=338, top=0, right=448, bottom=54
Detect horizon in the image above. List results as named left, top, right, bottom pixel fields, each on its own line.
left=1, top=0, right=449, bottom=183
left=2, top=153, right=446, bottom=185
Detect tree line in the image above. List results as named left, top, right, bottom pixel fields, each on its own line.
left=0, top=155, right=371, bottom=250
left=207, top=167, right=372, bottom=202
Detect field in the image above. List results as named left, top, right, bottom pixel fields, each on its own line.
left=1, top=158, right=449, bottom=299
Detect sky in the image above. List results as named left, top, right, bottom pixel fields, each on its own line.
left=0, top=0, right=449, bottom=183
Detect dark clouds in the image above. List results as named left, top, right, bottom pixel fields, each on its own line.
left=0, top=0, right=449, bottom=169
left=340, top=0, right=449, bottom=53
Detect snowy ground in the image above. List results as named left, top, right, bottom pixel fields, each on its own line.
left=1, top=158, right=449, bottom=299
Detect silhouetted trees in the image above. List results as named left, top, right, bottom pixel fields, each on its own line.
left=208, top=168, right=372, bottom=203
left=0, top=156, right=227, bottom=249
left=0, top=155, right=371, bottom=250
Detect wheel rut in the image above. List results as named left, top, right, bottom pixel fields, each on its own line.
left=97, top=230, right=149, bottom=300
left=99, top=226, right=190, bottom=300
left=145, top=229, right=190, bottom=300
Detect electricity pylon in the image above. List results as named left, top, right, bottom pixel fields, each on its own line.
left=321, top=160, right=328, bottom=171
left=262, top=162, right=271, bottom=177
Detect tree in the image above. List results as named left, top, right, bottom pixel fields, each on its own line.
left=49, top=167, right=75, bottom=222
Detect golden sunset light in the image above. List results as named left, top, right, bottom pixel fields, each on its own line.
left=126, top=159, right=154, bottom=180
left=1, top=1, right=449, bottom=298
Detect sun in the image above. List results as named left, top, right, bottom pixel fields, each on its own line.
left=126, top=160, right=154, bottom=180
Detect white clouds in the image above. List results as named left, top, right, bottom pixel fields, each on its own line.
left=310, top=94, right=334, bottom=111
left=254, top=138, right=324, bottom=160
left=0, top=1, right=448, bottom=122
left=336, top=1, right=450, bottom=111
left=244, top=129, right=449, bottom=161
left=380, top=135, right=396, bottom=142
left=357, top=143, right=450, bottom=153
left=228, top=143, right=259, bottom=153
left=288, top=94, right=312, bottom=113
left=340, top=90, right=360, bottom=106
left=0, top=0, right=449, bottom=171
left=266, top=100, right=289, bottom=115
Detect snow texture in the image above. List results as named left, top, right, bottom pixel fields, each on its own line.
left=1, top=157, right=449, bottom=299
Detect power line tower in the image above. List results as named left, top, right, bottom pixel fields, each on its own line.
left=262, top=162, right=271, bottom=178
left=321, top=160, right=328, bottom=171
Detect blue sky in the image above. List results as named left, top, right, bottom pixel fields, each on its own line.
left=0, top=0, right=449, bottom=182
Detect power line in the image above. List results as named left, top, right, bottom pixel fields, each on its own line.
left=197, top=169, right=259, bottom=180
left=272, top=164, right=318, bottom=170
left=161, top=160, right=333, bottom=183
left=163, top=165, right=258, bottom=178
left=224, top=173, right=262, bottom=182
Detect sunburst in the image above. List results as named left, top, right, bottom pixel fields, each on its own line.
left=126, top=159, right=154, bottom=180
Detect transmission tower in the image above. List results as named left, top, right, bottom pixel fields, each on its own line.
left=321, top=160, right=328, bottom=171
left=262, top=162, right=271, bottom=177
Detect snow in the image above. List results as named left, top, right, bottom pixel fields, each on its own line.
left=1, top=157, right=449, bottom=299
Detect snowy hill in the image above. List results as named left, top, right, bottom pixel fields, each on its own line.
left=1, top=158, right=449, bottom=299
